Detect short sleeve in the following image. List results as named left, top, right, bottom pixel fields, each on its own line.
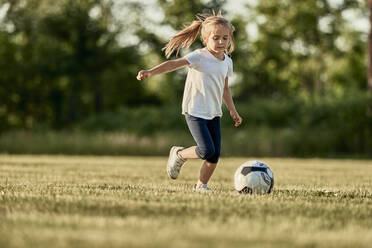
left=184, top=50, right=202, bottom=69
left=227, top=58, right=233, bottom=77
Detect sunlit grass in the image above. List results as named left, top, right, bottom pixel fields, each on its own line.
left=1, top=155, right=372, bottom=248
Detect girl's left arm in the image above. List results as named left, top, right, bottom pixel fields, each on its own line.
left=223, top=77, right=242, bottom=127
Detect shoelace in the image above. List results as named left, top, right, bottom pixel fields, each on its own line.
left=174, top=159, right=184, bottom=170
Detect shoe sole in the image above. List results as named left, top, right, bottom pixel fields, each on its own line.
left=167, top=146, right=178, bottom=180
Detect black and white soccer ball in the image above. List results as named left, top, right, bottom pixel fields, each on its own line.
left=234, top=160, right=274, bottom=194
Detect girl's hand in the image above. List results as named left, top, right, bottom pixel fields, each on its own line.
left=230, top=110, right=242, bottom=127
left=136, top=70, right=151, bottom=80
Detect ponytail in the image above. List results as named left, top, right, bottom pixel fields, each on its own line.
left=162, top=20, right=202, bottom=58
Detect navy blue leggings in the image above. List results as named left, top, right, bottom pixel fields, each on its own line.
left=185, top=114, right=221, bottom=163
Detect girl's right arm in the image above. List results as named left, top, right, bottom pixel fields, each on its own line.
left=137, top=58, right=189, bottom=80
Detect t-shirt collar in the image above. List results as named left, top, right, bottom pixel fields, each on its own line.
left=204, top=48, right=226, bottom=62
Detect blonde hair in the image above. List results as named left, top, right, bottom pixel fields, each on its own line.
left=162, top=10, right=235, bottom=58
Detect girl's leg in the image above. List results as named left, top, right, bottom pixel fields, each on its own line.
left=182, top=115, right=215, bottom=160
left=167, top=116, right=213, bottom=180
left=196, top=117, right=221, bottom=186
left=181, top=115, right=221, bottom=188
left=178, top=146, right=199, bottom=159
left=196, top=161, right=217, bottom=187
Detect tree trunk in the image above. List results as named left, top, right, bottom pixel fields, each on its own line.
left=92, top=75, right=102, bottom=114
left=368, top=0, right=372, bottom=91
left=68, top=80, right=79, bottom=122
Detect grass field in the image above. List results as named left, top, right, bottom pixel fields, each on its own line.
left=1, top=155, right=372, bottom=248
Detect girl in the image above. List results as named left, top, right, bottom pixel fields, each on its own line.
left=137, top=11, right=242, bottom=191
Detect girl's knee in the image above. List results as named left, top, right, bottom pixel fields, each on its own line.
left=197, top=146, right=215, bottom=160
left=206, top=158, right=219, bottom=163
left=207, top=150, right=220, bottom=163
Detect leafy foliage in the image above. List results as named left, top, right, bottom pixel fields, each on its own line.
left=0, top=0, right=369, bottom=148
left=0, top=0, right=158, bottom=130
left=232, top=0, right=367, bottom=99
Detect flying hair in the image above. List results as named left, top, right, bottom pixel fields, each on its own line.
left=162, top=10, right=235, bottom=58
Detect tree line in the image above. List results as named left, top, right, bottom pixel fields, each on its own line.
left=0, top=0, right=369, bottom=131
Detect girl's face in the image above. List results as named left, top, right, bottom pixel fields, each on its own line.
left=204, top=24, right=230, bottom=57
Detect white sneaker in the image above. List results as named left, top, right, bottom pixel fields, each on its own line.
left=193, top=184, right=211, bottom=192
left=166, top=146, right=186, bottom=179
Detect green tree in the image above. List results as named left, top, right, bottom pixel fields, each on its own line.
left=368, top=0, right=372, bottom=91
left=233, top=0, right=367, bottom=100
left=0, top=0, right=156, bottom=130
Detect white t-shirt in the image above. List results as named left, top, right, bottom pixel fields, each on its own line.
left=182, top=48, right=233, bottom=120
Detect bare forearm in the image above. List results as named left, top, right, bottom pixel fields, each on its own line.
left=137, top=58, right=189, bottom=80
left=149, top=59, right=187, bottom=76
left=223, top=87, right=237, bottom=112
left=223, top=78, right=242, bottom=127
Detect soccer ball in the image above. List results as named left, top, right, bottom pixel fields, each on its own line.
left=234, top=160, right=274, bottom=194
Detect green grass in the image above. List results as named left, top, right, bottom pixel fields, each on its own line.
left=1, top=155, right=372, bottom=248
